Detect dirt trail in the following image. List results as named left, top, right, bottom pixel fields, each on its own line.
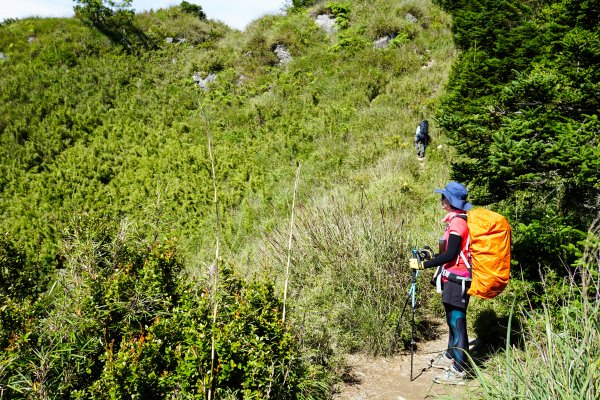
left=332, top=328, right=478, bottom=400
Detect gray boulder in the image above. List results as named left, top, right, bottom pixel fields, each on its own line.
left=274, top=44, right=292, bottom=65
left=193, top=72, right=217, bottom=90
left=315, top=14, right=337, bottom=33
left=373, top=36, right=393, bottom=49
left=405, top=13, right=418, bottom=23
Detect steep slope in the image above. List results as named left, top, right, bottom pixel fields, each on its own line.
left=0, top=1, right=455, bottom=271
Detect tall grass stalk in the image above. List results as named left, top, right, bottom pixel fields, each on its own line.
left=201, top=101, right=220, bottom=400
left=472, top=223, right=600, bottom=399
left=283, top=163, right=301, bottom=323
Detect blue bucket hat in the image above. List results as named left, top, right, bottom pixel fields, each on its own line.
left=434, top=181, right=473, bottom=211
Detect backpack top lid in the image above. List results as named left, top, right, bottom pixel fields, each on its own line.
left=419, top=120, right=428, bottom=133
left=465, top=208, right=512, bottom=299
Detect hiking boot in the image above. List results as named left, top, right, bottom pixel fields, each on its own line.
left=429, top=352, right=454, bottom=371
left=432, top=365, right=466, bottom=386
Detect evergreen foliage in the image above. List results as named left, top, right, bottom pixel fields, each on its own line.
left=291, top=0, right=318, bottom=9
left=434, top=0, right=600, bottom=274
left=0, top=218, right=324, bottom=398
left=74, top=0, right=153, bottom=51
left=472, top=225, right=599, bottom=399
left=179, top=1, right=206, bottom=20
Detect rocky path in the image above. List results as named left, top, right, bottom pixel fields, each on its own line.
left=332, top=328, right=478, bottom=400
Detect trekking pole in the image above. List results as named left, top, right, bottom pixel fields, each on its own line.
left=392, top=283, right=412, bottom=347
left=409, top=249, right=421, bottom=382
left=392, top=249, right=421, bottom=380
left=393, top=247, right=431, bottom=380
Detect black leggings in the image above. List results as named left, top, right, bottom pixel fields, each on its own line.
left=444, top=302, right=469, bottom=372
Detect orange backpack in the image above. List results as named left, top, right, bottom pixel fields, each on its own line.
left=461, top=208, right=512, bottom=299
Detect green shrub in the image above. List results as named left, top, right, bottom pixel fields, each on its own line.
left=265, top=12, right=322, bottom=54
left=0, top=233, right=51, bottom=349
left=0, top=233, right=49, bottom=300
left=291, top=0, right=318, bottom=9
left=0, top=215, right=330, bottom=398
left=331, top=29, right=368, bottom=53
left=435, top=0, right=600, bottom=276
left=89, top=265, right=329, bottom=399
left=136, top=5, right=228, bottom=45
left=326, top=2, right=351, bottom=29
left=366, top=14, right=403, bottom=40
left=74, top=0, right=148, bottom=51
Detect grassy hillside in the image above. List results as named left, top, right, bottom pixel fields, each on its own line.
left=0, top=1, right=453, bottom=267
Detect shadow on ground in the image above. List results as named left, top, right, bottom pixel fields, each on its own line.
left=470, top=308, right=524, bottom=367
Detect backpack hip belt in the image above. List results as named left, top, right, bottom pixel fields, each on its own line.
left=432, top=267, right=472, bottom=296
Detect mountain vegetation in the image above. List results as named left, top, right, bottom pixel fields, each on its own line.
left=0, top=0, right=597, bottom=398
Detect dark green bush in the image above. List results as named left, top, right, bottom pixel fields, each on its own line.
left=291, top=0, right=317, bottom=9
left=326, top=2, right=351, bottom=29
left=86, top=264, right=327, bottom=399
left=0, top=233, right=49, bottom=300
left=0, top=233, right=52, bottom=350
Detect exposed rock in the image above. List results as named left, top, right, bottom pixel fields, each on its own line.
left=274, top=44, right=292, bottom=65
left=315, top=14, right=337, bottom=33
left=193, top=72, right=217, bottom=90
left=237, top=74, right=246, bottom=86
left=0, top=52, right=5, bottom=61
left=166, top=37, right=187, bottom=44
left=405, top=13, right=418, bottom=23
left=28, top=36, right=37, bottom=44
left=373, top=36, right=393, bottom=49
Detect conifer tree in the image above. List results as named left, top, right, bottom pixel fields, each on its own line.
left=435, top=0, right=600, bottom=272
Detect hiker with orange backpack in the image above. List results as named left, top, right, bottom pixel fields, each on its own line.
left=409, top=181, right=473, bottom=385
left=410, top=181, right=512, bottom=385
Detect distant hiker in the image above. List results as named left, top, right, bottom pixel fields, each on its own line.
left=409, top=181, right=472, bottom=385
left=414, top=120, right=429, bottom=159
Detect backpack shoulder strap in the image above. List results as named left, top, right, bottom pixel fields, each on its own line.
left=451, top=213, right=472, bottom=275
left=454, top=213, right=467, bottom=221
